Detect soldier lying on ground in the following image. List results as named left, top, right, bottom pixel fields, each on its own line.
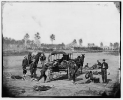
left=84, top=63, right=89, bottom=69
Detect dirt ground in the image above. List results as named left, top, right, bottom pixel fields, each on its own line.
left=2, top=52, right=120, bottom=97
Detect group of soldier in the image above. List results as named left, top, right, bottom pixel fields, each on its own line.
left=84, top=59, right=109, bottom=83
left=22, top=52, right=47, bottom=82
left=22, top=52, right=109, bottom=84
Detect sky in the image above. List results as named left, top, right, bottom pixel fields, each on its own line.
left=2, top=2, right=120, bottom=46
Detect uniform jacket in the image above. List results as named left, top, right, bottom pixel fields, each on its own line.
left=101, top=62, right=108, bottom=69
left=22, top=58, right=28, bottom=68
left=30, top=61, right=37, bottom=69
left=42, top=64, right=48, bottom=72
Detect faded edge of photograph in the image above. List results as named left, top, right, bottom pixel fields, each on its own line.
left=2, top=1, right=121, bottom=98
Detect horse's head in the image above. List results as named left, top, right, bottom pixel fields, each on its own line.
left=81, top=54, right=85, bottom=60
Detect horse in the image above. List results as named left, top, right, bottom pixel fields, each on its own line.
left=29, top=52, right=44, bottom=79
left=28, top=52, right=33, bottom=65
left=72, top=54, right=85, bottom=74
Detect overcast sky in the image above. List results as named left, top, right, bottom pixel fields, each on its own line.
left=2, top=2, right=120, bottom=46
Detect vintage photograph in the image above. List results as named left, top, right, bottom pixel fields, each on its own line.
left=2, top=1, right=121, bottom=97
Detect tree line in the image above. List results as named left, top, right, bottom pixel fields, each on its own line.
left=3, top=32, right=119, bottom=51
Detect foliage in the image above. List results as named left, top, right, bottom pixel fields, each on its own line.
left=50, top=34, right=55, bottom=44
left=74, top=46, right=103, bottom=51
left=79, top=39, right=82, bottom=46
left=24, top=33, right=29, bottom=48
left=73, top=39, right=77, bottom=44
left=34, top=32, right=41, bottom=47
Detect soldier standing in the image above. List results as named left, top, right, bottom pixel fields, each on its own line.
left=30, top=59, right=37, bottom=79
left=101, top=59, right=108, bottom=83
left=22, top=56, right=28, bottom=80
left=69, top=61, right=78, bottom=84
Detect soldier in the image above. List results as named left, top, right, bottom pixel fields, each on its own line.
left=69, top=61, right=78, bottom=84
left=31, top=52, right=41, bottom=78
left=84, top=63, right=89, bottom=69
left=30, top=59, right=37, bottom=79
left=22, top=56, right=28, bottom=80
left=101, top=59, right=108, bottom=83
left=37, top=63, right=49, bottom=82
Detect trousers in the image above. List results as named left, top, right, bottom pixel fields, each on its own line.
left=101, top=69, right=107, bottom=83
left=30, top=68, right=37, bottom=78
left=38, top=70, right=47, bottom=82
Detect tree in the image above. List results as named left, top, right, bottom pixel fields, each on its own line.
left=34, top=32, right=41, bottom=48
left=88, top=43, right=90, bottom=47
left=114, top=2, right=120, bottom=13
left=50, top=34, right=55, bottom=44
left=110, top=43, right=113, bottom=49
left=72, top=39, right=77, bottom=47
left=100, top=42, right=103, bottom=47
left=92, top=43, right=95, bottom=47
left=79, top=39, right=83, bottom=46
left=114, top=42, right=119, bottom=49
left=73, top=39, right=77, bottom=44
left=24, top=33, right=29, bottom=48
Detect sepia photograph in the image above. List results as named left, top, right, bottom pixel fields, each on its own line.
left=2, top=1, right=121, bottom=97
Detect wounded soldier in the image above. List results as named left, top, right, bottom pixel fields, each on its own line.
left=84, top=63, right=89, bottom=69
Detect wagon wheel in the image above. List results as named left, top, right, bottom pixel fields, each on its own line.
left=67, top=67, right=71, bottom=80
left=47, top=68, right=53, bottom=81
left=67, top=60, right=73, bottom=80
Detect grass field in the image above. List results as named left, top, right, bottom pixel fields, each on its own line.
left=3, top=52, right=120, bottom=97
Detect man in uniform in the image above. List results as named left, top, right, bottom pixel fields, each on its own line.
left=69, top=61, right=78, bottom=84
left=37, top=63, right=49, bottom=82
left=84, top=63, right=89, bottom=69
left=30, top=59, right=37, bottom=79
left=22, top=56, right=28, bottom=80
left=101, top=59, right=108, bottom=83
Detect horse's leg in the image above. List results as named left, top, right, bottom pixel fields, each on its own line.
left=30, top=67, right=33, bottom=78
left=80, top=62, right=84, bottom=74
left=80, top=65, right=82, bottom=74
left=33, top=68, right=37, bottom=78
left=44, top=72, right=47, bottom=83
